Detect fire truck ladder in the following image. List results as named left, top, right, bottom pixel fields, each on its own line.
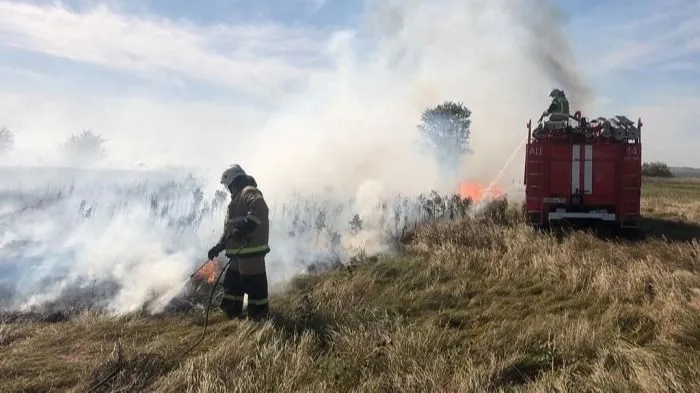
left=620, top=173, right=640, bottom=229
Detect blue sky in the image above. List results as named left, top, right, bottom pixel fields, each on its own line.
left=3, top=0, right=693, bottom=101
left=0, top=0, right=698, bottom=168
left=0, top=0, right=356, bottom=102
left=562, top=0, right=700, bottom=99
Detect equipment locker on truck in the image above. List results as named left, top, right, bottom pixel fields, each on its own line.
left=524, top=107, right=642, bottom=230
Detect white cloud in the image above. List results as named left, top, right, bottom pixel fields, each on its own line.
left=306, top=0, right=328, bottom=12
left=597, top=41, right=656, bottom=72
left=563, top=0, right=700, bottom=167
left=0, top=1, right=330, bottom=100
left=590, top=2, right=700, bottom=74
left=627, top=95, right=700, bottom=166
left=659, top=61, right=697, bottom=71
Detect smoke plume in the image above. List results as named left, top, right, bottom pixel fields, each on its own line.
left=0, top=0, right=590, bottom=315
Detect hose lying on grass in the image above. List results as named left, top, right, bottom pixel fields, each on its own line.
left=85, top=242, right=247, bottom=392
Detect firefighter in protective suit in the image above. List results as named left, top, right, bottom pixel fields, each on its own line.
left=533, top=88, right=571, bottom=138
left=544, top=88, right=570, bottom=120
left=207, top=164, right=270, bottom=319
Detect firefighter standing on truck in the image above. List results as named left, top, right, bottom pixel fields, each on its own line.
left=533, top=88, right=571, bottom=138
left=207, top=164, right=270, bottom=320
left=544, top=88, right=570, bottom=119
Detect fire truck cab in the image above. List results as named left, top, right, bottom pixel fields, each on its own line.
left=524, top=111, right=642, bottom=229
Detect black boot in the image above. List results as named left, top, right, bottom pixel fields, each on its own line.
left=246, top=301, right=269, bottom=320
left=220, top=296, right=244, bottom=319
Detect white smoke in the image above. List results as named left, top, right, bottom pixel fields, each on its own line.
left=0, top=0, right=591, bottom=315
left=239, top=0, right=591, bottom=196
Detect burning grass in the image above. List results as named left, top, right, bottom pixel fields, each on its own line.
left=458, top=179, right=505, bottom=201
left=0, top=179, right=482, bottom=315
left=2, top=177, right=700, bottom=392
left=0, top=176, right=482, bottom=314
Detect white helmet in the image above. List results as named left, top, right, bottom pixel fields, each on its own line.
left=220, top=164, right=247, bottom=187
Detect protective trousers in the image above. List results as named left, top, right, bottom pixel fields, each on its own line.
left=220, top=256, right=269, bottom=319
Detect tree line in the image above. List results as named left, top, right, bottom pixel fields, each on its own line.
left=0, top=110, right=679, bottom=178
left=0, top=127, right=106, bottom=165
left=0, top=101, right=475, bottom=169
left=642, top=162, right=673, bottom=178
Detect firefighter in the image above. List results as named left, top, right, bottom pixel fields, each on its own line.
left=533, top=88, right=571, bottom=138
left=544, top=88, right=570, bottom=120
left=207, top=164, right=271, bottom=320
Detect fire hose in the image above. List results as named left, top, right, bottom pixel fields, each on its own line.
left=178, top=239, right=248, bottom=357
left=85, top=240, right=248, bottom=392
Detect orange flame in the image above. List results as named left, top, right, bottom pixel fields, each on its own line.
left=458, top=181, right=505, bottom=202
left=193, top=259, right=221, bottom=284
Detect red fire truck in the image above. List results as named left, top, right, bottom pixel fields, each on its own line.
left=524, top=111, right=642, bottom=229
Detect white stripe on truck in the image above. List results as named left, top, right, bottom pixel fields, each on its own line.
left=571, top=144, right=580, bottom=194
left=584, top=144, right=592, bottom=194
left=549, top=211, right=616, bottom=221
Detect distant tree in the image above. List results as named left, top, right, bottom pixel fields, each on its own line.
left=60, top=130, right=106, bottom=166
left=418, top=100, right=472, bottom=171
left=642, top=161, right=674, bottom=178
left=0, top=126, right=14, bottom=155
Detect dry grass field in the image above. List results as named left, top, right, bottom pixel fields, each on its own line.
left=2, top=177, right=700, bottom=393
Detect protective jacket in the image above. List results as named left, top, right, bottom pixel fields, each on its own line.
left=218, top=184, right=270, bottom=258
left=547, top=96, right=570, bottom=116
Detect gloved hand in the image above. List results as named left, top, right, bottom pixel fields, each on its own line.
left=208, top=243, right=224, bottom=260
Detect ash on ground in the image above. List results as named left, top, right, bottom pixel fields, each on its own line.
left=0, top=276, right=221, bottom=323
